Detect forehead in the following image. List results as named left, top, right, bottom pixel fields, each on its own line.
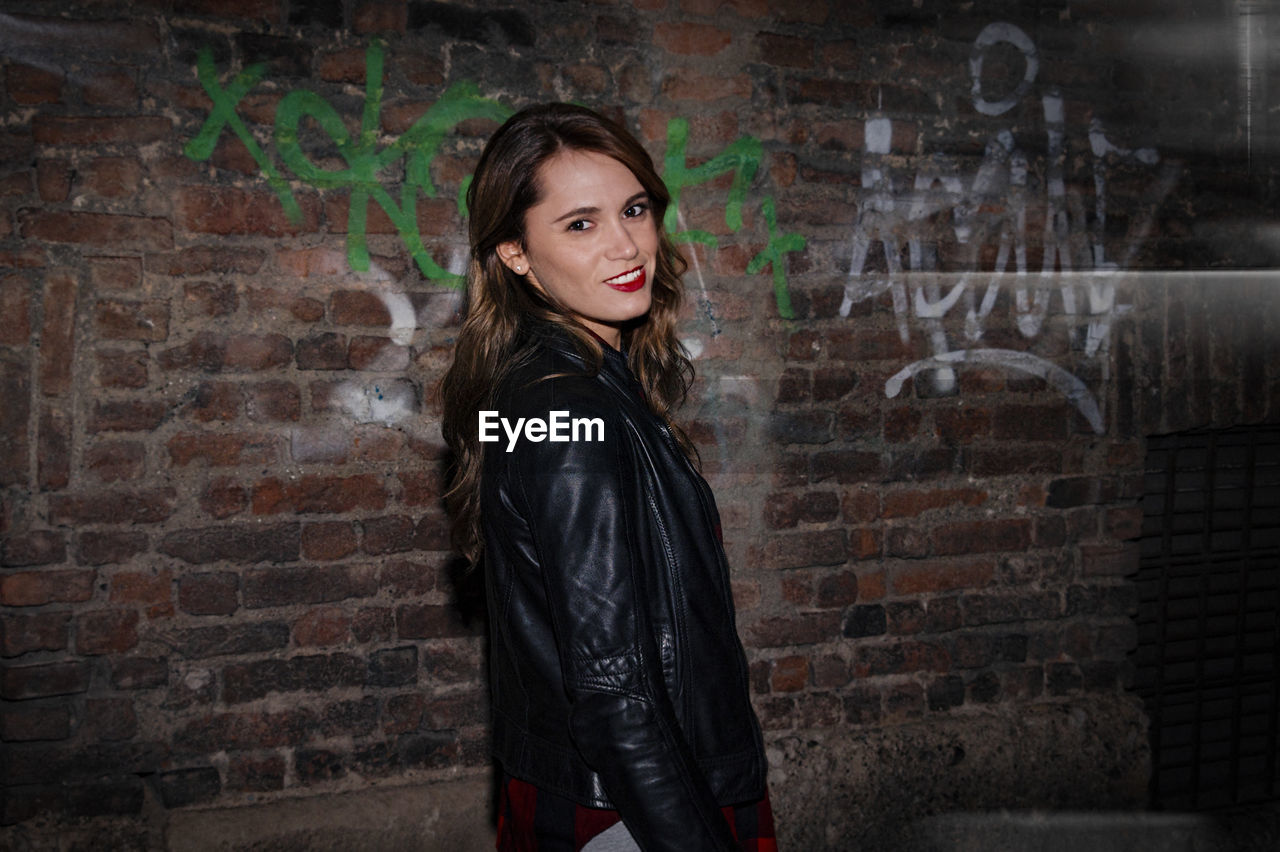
left=532, top=149, right=644, bottom=210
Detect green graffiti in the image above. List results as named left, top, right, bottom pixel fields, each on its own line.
left=746, top=197, right=804, bottom=320
left=187, top=42, right=509, bottom=286
left=661, top=117, right=760, bottom=245
left=185, top=50, right=301, bottom=222
left=661, top=118, right=803, bottom=318
left=184, top=45, right=800, bottom=312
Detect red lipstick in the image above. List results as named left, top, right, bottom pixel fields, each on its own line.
left=604, top=266, right=646, bottom=292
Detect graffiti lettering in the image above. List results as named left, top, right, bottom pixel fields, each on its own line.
left=841, top=21, right=1177, bottom=433
left=186, top=45, right=802, bottom=317
left=187, top=42, right=510, bottom=286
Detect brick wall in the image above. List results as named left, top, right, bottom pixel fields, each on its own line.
left=1, top=1, right=1277, bottom=849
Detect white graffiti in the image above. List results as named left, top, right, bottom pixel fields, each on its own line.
left=841, top=22, right=1178, bottom=433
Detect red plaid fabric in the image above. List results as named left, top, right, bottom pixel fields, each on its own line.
left=495, top=773, right=777, bottom=852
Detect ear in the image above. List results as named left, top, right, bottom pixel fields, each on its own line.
left=496, top=240, right=529, bottom=276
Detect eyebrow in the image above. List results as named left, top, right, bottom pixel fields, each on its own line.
left=550, top=191, right=649, bottom=224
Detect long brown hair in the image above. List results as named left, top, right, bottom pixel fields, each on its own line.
left=439, top=103, right=694, bottom=565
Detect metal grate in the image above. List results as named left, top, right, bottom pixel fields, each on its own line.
left=1133, top=425, right=1280, bottom=810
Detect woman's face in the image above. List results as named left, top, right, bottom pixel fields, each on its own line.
left=498, top=149, right=658, bottom=348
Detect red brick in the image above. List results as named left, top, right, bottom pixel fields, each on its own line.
left=890, top=560, right=996, bottom=596
left=184, top=281, right=238, bottom=317
left=883, top=407, right=922, bottom=442
left=849, top=527, right=882, bottom=559
left=331, top=290, right=393, bottom=326
left=93, top=299, right=169, bottom=342
left=157, top=333, right=226, bottom=372
left=0, top=569, right=94, bottom=606
left=245, top=381, right=300, bottom=422
left=771, top=656, right=808, bottom=692
left=353, top=0, right=408, bottom=33
left=827, top=328, right=914, bottom=362
left=780, top=574, right=811, bottom=605
left=0, top=247, right=46, bottom=268
left=317, top=47, right=368, bottom=83
left=992, top=404, right=1072, bottom=441
left=746, top=611, right=841, bottom=647
left=0, top=661, right=89, bottom=699
left=175, top=710, right=317, bottom=752
left=168, top=432, right=278, bottom=467
left=83, top=157, right=144, bottom=198
left=352, top=607, right=394, bottom=643
left=225, top=334, right=293, bottom=371
left=809, top=450, right=882, bottom=484
left=293, top=607, right=351, bottom=647
left=655, top=22, right=732, bottom=55
left=95, top=350, right=148, bottom=389
left=361, top=515, right=416, bottom=554
left=380, top=558, right=438, bottom=597
left=935, top=407, right=993, bottom=443
left=228, top=752, right=285, bottom=792
left=84, top=697, right=137, bottom=741
left=185, top=382, right=242, bottom=422
left=36, top=158, right=70, bottom=202
left=109, top=569, right=173, bottom=618
left=1, top=705, right=71, bottom=741
left=48, top=488, right=175, bottom=525
left=841, top=489, right=880, bottom=523
left=77, top=530, right=148, bottom=565
left=301, top=522, right=359, bottom=561
left=175, top=186, right=320, bottom=237
left=399, top=470, right=443, bottom=506
left=244, top=287, right=324, bottom=322
left=148, top=247, right=265, bottom=276
left=882, top=487, right=988, bottom=519
left=178, top=572, right=239, bottom=616
left=76, top=609, right=140, bottom=655
left=84, top=257, right=140, bottom=294
left=0, top=275, right=33, bottom=345
left=38, top=269, right=77, bottom=397
left=933, top=519, right=1031, bottom=555
left=663, top=72, right=753, bottom=102
left=20, top=211, right=172, bottom=250
left=1, top=611, right=70, bottom=656
left=6, top=64, right=63, bottom=104
left=245, top=564, right=377, bottom=609
left=755, top=32, right=812, bottom=67
left=349, top=336, right=410, bottom=371
left=33, top=115, right=170, bottom=145
left=815, top=570, right=859, bottom=607
left=762, top=527, right=844, bottom=568
left=251, top=474, right=388, bottom=515
left=201, top=478, right=248, bottom=519
left=2, top=529, right=66, bottom=567
left=90, top=399, right=167, bottom=432
left=731, top=579, right=760, bottom=611
left=84, top=69, right=138, bottom=108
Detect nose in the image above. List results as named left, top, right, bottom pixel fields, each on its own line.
left=604, top=220, right=639, bottom=262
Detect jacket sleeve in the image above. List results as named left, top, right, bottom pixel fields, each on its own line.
left=508, top=390, right=740, bottom=851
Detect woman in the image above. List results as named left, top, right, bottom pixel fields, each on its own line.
left=440, top=103, right=773, bottom=852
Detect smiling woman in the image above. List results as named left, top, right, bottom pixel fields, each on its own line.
left=438, top=104, right=775, bottom=851
left=494, top=149, right=658, bottom=348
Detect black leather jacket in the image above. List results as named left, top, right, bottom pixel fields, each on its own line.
left=480, top=326, right=767, bottom=850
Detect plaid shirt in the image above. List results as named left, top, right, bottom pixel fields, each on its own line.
left=496, top=772, right=778, bottom=852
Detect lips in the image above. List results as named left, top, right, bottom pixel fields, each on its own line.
left=603, top=266, right=646, bottom=292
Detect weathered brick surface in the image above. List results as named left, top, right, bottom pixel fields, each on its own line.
left=1, top=1, right=1276, bottom=845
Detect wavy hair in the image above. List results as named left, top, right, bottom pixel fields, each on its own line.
left=438, top=103, right=694, bottom=565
